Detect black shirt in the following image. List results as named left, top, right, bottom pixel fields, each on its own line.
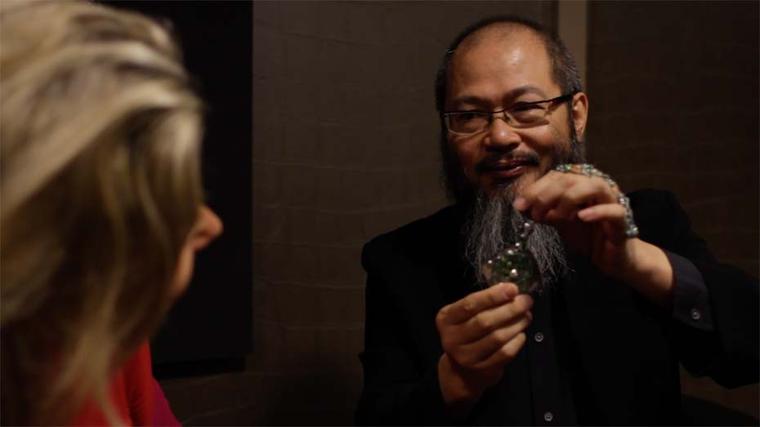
left=356, top=190, right=758, bottom=425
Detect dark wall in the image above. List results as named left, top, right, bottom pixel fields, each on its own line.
left=586, top=0, right=758, bottom=418
left=104, top=1, right=253, bottom=369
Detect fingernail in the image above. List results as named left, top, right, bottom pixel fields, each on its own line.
left=577, top=208, right=592, bottom=220
left=519, top=294, right=534, bottom=308
left=511, top=284, right=521, bottom=296
left=513, top=197, right=527, bottom=211
left=503, top=283, right=518, bottom=297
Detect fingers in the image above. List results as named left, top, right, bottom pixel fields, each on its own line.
left=457, top=312, right=532, bottom=366
left=438, top=292, right=533, bottom=369
left=438, top=282, right=519, bottom=325
left=547, top=177, right=614, bottom=221
left=474, top=332, right=528, bottom=370
left=578, top=202, right=626, bottom=222
left=578, top=202, right=628, bottom=242
left=514, top=170, right=619, bottom=223
left=456, top=294, right=533, bottom=344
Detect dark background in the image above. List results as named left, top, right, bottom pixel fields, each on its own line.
left=104, top=1, right=253, bottom=374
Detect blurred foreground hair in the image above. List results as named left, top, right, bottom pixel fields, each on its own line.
left=1, top=1, right=203, bottom=424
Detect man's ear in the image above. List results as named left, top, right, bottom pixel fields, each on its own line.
left=571, top=92, right=589, bottom=140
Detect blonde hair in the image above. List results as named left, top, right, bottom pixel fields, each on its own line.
left=1, top=1, right=204, bottom=424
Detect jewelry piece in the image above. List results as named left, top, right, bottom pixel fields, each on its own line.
left=554, top=163, right=639, bottom=238
left=481, top=220, right=541, bottom=293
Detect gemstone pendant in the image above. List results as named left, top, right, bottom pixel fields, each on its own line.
left=481, top=220, right=541, bottom=293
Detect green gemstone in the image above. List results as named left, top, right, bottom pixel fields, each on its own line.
left=483, top=243, right=540, bottom=293
left=481, top=220, right=541, bottom=293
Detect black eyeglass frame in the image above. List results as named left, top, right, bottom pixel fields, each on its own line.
left=442, top=91, right=578, bottom=135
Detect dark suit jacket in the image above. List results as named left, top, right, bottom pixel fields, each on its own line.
left=356, top=189, right=758, bottom=425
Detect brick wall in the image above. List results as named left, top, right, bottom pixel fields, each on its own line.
left=586, top=0, right=758, bottom=418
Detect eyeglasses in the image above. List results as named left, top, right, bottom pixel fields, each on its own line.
left=442, top=92, right=577, bottom=136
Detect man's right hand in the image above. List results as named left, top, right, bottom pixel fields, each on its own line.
left=435, top=282, right=533, bottom=410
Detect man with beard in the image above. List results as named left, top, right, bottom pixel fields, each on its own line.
left=355, top=16, right=759, bottom=426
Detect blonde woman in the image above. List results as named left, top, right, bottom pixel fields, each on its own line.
left=1, top=1, right=222, bottom=425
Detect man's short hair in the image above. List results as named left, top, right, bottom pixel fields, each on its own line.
left=435, top=16, right=583, bottom=202
left=435, top=15, right=583, bottom=113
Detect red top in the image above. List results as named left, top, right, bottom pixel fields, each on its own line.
left=70, top=343, right=180, bottom=426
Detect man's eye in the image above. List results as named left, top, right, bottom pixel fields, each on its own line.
left=447, top=111, right=488, bottom=133
left=510, top=103, right=547, bottom=123
left=451, top=112, right=487, bottom=127
left=457, top=111, right=482, bottom=121
left=511, top=103, right=544, bottom=112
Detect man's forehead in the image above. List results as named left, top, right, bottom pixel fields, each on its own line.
left=452, top=24, right=550, bottom=71
left=458, top=23, right=542, bottom=50
left=447, top=25, right=555, bottom=104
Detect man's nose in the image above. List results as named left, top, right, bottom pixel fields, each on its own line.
left=484, top=113, right=521, bottom=150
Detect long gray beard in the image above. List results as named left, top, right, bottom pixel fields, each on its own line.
left=460, top=128, right=583, bottom=290
left=463, top=190, right=570, bottom=290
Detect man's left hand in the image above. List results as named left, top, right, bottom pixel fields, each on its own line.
left=513, top=166, right=674, bottom=306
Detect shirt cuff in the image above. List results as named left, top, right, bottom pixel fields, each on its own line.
left=666, top=250, right=714, bottom=332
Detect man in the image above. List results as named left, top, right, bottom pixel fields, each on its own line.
left=356, top=16, right=758, bottom=425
